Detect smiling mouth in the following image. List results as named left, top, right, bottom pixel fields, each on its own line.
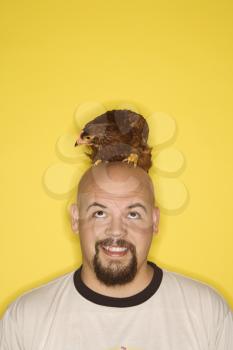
left=101, top=245, right=129, bottom=257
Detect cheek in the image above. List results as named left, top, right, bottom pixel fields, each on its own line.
left=78, top=228, right=98, bottom=258
left=135, top=234, right=153, bottom=257
left=127, top=219, right=154, bottom=234
left=78, top=218, right=109, bottom=237
left=126, top=222, right=153, bottom=252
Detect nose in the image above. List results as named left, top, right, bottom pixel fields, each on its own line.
left=104, top=216, right=127, bottom=238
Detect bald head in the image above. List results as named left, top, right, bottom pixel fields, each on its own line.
left=70, top=162, right=160, bottom=289
left=77, top=162, right=155, bottom=205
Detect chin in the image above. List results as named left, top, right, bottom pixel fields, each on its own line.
left=92, top=248, right=138, bottom=287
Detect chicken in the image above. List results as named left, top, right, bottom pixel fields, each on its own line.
left=74, top=109, right=152, bottom=172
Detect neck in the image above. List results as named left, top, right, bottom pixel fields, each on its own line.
left=80, top=260, right=154, bottom=298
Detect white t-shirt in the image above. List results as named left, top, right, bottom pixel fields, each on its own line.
left=1, top=261, right=232, bottom=350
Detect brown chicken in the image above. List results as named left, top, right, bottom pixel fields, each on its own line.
left=74, top=109, right=152, bottom=172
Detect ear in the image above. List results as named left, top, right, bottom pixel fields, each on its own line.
left=152, top=206, right=160, bottom=234
left=69, top=203, right=79, bottom=233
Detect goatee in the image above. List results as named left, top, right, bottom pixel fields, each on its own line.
left=92, top=239, right=137, bottom=286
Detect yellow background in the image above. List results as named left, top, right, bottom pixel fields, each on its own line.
left=1, top=0, right=233, bottom=315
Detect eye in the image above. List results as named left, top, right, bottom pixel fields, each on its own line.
left=84, top=135, right=91, bottom=140
left=127, top=211, right=141, bottom=219
left=92, top=210, right=107, bottom=218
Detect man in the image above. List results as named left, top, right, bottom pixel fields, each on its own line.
left=1, top=162, right=232, bottom=349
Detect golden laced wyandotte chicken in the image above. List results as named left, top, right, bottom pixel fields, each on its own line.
left=74, top=109, right=152, bottom=172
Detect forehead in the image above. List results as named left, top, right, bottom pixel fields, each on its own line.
left=77, top=164, right=155, bottom=207
left=78, top=189, right=151, bottom=208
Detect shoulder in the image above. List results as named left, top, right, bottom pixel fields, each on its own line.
left=1, top=270, right=75, bottom=321
left=158, top=268, right=233, bottom=348
left=161, top=268, right=231, bottom=320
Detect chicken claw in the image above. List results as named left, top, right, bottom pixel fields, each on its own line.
left=93, top=159, right=102, bottom=166
left=122, top=153, right=138, bottom=167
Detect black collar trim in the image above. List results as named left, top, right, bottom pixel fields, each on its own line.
left=73, top=261, right=163, bottom=307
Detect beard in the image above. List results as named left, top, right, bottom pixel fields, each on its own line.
left=92, top=238, right=138, bottom=286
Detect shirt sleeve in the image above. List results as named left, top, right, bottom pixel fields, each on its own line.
left=215, top=309, right=233, bottom=350
left=0, top=301, right=24, bottom=350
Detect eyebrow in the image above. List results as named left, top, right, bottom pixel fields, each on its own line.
left=87, top=202, right=107, bottom=211
left=128, top=203, right=147, bottom=213
left=87, top=202, right=147, bottom=213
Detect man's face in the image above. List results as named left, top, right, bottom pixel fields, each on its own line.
left=71, top=163, right=159, bottom=287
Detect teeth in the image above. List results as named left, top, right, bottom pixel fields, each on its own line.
left=103, top=246, right=128, bottom=252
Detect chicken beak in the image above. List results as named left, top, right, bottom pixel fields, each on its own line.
left=74, top=132, right=85, bottom=146
left=74, top=138, right=80, bottom=146
left=74, top=139, right=82, bottom=146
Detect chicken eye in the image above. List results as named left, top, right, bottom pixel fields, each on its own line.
left=93, top=210, right=106, bottom=218
left=84, top=135, right=91, bottom=140
left=127, top=211, right=141, bottom=219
